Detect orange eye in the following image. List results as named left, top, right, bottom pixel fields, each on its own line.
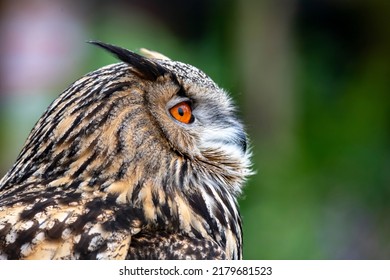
left=169, top=101, right=193, bottom=124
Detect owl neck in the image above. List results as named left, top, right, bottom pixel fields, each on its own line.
left=174, top=174, right=243, bottom=260
left=125, top=156, right=244, bottom=260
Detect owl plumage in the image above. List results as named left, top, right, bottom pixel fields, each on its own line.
left=0, top=42, right=251, bottom=260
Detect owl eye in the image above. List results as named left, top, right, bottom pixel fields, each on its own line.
left=169, top=101, right=194, bottom=124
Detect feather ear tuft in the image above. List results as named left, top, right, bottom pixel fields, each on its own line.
left=88, top=41, right=168, bottom=81
left=139, top=48, right=171, bottom=60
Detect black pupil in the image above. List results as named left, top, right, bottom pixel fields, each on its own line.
left=178, top=107, right=184, bottom=116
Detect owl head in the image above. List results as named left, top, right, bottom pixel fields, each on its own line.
left=0, top=42, right=252, bottom=259
left=89, top=41, right=251, bottom=189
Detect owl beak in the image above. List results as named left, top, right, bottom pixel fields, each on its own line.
left=237, top=131, right=247, bottom=153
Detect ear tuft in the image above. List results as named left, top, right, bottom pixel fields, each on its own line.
left=88, top=41, right=168, bottom=81
left=139, top=48, right=171, bottom=60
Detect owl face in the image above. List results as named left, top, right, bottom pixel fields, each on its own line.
left=145, top=56, right=250, bottom=194
left=88, top=42, right=251, bottom=194
left=0, top=42, right=252, bottom=260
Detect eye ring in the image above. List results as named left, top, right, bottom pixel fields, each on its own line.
left=169, top=101, right=194, bottom=124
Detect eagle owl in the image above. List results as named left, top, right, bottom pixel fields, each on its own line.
left=0, top=42, right=251, bottom=260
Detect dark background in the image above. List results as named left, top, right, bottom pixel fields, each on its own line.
left=1, top=0, right=389, bottom=259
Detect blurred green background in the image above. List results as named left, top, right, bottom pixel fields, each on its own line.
left=0, top=0, right=389, bottom=259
